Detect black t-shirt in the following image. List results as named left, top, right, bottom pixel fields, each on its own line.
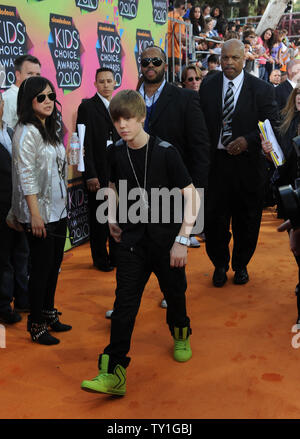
left=109, top=136, right=191, bottom=190
left=108, top=136, right=192, bottom=246
left=110, top=139, right=153, bottom=188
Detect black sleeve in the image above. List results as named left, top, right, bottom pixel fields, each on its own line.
left=183, top=90, right=210, bottom=190
left=107, top=144, right=116, bottom=184
left=244, top=81, right=279, bottom=151
left=275, top=85, right=285, bottom=112
left=166, top=146, right=193, bottom=189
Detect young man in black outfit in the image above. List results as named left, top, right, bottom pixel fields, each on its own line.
left=76, top=68, right=119, bottom=272
left=81, top=90, right=200, bottom=396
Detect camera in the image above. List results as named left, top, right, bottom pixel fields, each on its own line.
left=278, top=135, right=300, bottom=229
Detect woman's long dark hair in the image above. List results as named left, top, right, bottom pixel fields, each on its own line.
left=261, top=28, right=275, bottom=51
left=17, top=76, right=60, bottom=146
left=211, top=6, right=223, bottom=18
left=190, top=4, right=205, bottom=35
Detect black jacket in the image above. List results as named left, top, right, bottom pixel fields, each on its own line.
left=0, top=127, right=13, bottom=217
left=275, top=80, right=293, bottom=112
left=76, top=94, right=119, bottom=186
left=199, top=71, right=279, bottom=190
left=146, top=82, right=210, bottom=190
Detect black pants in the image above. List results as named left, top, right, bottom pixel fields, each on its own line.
left=0, top=217, right=29, bottom=312
left=205, top=152, right=264, bottom=271
left=102, top=236, right=190, bottom=370
left=88, top=191, right=116, bottom=265
left=26, top=218, right=67, bottom=322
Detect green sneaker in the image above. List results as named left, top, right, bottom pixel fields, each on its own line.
left=173, top=326, right=192, bottom=362
left=81, top=354, right=126, bottom=396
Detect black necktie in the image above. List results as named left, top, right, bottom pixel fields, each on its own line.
left=221, top=81, right=234, bottom=147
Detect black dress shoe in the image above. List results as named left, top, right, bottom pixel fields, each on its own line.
left=233, top=268, right=249, bottom=285
left=0, top=309, right=22, bottom=324
left=93, top=262, right=114, bottom=272
left=212, top=267, right=228, bottom=287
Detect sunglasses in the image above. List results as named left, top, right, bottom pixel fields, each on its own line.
left=141, top=57, right=163, bottom=67
left=187, top=77, right=201, bottom=82
left=36, top=92, right=56, bottom=103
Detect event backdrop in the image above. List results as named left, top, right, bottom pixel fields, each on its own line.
left=0, top=0, right=168, bottom=248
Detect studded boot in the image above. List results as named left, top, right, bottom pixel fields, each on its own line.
left=42, top=308, right=72, bottom=332
left=27, top=315, right=60, bottom=345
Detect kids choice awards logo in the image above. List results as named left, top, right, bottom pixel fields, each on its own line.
left=152, top=0, right=167, bottom=25
left=135, top=29, right=154, bottom=76
left=48, top=13, right=82, bottom=92
left=96, top=22, right=123, bottom=89
left=118, top=0, right=138, bottom=20
left=0, top=5, right=28, bottom=89
left=75, top=0, right=99, bottom=12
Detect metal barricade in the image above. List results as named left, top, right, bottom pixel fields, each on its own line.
left=167, top=15, right=193, bottom=82
left=191, top=35, right=224, bottom=63
left=167, top=16, right=226, bottom=81
left=232, top=12, right=300, bottom=40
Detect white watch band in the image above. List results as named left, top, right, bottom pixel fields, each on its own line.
left=175, top=235, right=190, bottom=246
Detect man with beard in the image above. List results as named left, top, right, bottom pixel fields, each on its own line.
left=138, top=45, right=210, bottom=193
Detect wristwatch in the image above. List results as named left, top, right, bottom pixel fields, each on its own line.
left=175, top=235, right=190, bottom=246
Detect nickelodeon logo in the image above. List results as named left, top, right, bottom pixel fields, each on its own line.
left=0, top=8, right=15, bottom=17
left=51, top=17, right=72, bottom=26
left=98, top=25, right=114, bottom=32
left=137, top=31, right=151, bottom=38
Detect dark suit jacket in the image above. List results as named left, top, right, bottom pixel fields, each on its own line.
left=275, top=80, right=293, bottom=112
left=0, top=127, right=13, bottom=217
left=147, top=82, right=210, bottom=189
left=76, top=94, right=119, bottom=186
left=199, top=71, right=279, bottom=190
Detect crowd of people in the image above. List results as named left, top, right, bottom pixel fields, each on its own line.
left=168, top=0, right=300, bottom=87
left=1, top=4, right=300, bottom=397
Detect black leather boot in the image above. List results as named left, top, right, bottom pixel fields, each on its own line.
left=42, top=308, right=72, bottom=332
left=27, top=315, right=60, bottom=345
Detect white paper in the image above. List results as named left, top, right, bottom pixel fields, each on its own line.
left=77, top=123, right=86, bottom=172
left=263, top=119, right=285, bottom=167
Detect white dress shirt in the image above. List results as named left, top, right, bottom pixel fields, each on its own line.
left=97, top=92, right=110, bottom=110
left=0, top=122, right=12, bottom=155
left=218, top=70, right=244, bottom=150
left=287, top=78, right=297, bottom=89
left=2, top=84, right=19, bottom=129
left=139, top=79, right=166, bottom=107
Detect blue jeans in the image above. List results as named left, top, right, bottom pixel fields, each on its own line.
left=259, top=64, right=268, bottom=81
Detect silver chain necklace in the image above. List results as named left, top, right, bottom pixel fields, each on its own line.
left=126, top=136, right=149, bottom=210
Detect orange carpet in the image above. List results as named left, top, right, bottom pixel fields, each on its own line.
left=1, top=209, right=300, bottom=419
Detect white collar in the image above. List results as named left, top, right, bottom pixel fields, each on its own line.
left=139, top=79, right=166, bottom=100
left=223, top=70, right=244, bottom=90
left=97, top=92, right=110, bottom=109
left=8, top=84, right=19, bottom=93
left=287, top=78, right=297, bottom=89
